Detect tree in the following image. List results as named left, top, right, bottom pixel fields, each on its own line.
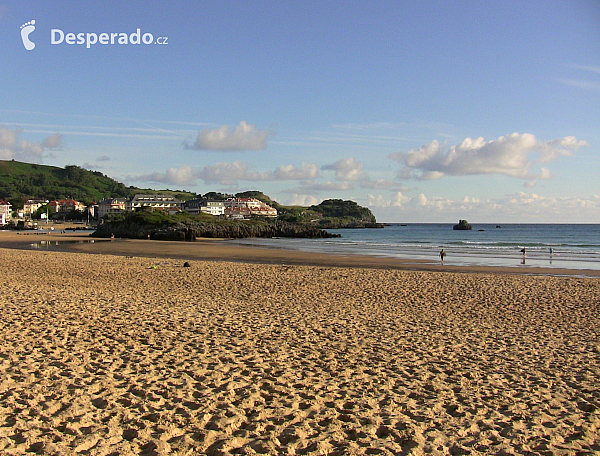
left=10, top=197, right=25, bottom=212
left=34, top=204, right=55, bottom=220
left=65, top=165, right=86, bottom=183
left=203, top=192, right=232, bottom=201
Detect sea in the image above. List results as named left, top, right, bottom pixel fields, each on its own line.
left=230, top=224, right=600, bottom=274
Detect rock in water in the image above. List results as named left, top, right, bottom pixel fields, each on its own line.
left=453, top=219, right=472, bottom=230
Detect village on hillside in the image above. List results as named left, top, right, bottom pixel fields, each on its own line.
left=0, top=195, right=278, bottom=227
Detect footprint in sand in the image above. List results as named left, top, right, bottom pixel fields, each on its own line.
left=20, top=20, right=36, bottom=50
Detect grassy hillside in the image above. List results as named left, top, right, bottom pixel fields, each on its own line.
left=0, top=160, right=133, bottom=205
left=310, top=199, right=376, bottom=222
left=0, top=160, right=195, bottom=207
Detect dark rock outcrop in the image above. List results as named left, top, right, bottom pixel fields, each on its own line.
left=453, top=219, right=472, bottom=230
left=92, top=220, right=341, bottom=241
left=316, top=220, right=385, bottom=229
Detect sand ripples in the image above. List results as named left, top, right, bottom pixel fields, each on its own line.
left=1, top=249, right=599, bottom=455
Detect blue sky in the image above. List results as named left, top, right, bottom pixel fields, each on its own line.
left=1, top=0, right=599, bottom=222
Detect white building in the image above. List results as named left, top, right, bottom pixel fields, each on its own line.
left=48, top=199, right=86, bottom=213
left=126, top=194, right=184, bottom=213
left=97, top=198, right=127, bottom=219
left=184, top=199, right=225, bottom=216
left=224, top=198, right=277, bottom=219
left=0, top=200, right=12, bottom=225
left=23, top=199, right=49, bottom=217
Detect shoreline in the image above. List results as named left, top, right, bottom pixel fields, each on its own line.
left=1, top=230, right=599, bottom=278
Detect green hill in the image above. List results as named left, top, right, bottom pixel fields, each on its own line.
left=0, top=160, right=132, bottom=205
left=0, top=160, right=195, bottom=207
left=310, top=199, right=376, bottom=222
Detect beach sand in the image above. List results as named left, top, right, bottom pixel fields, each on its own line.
left=0, top=237, right=599, bottom=455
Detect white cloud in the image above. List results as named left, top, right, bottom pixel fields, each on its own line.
left=0, top=126, right=62, bottom=162
left=566, top=64, right=600, bottom=75
left=368, top=192, right=411, bottom=208
left=367, top=194, right=390, bottom=208
left=367, top=191, right=600, bottom=223
left=558, top=79, right=600, bottom=92
left=131, top=162, right=263, bottom=186
left=274, top=162, right=319, bottom=180
left=558, top=64, right=600, bottom=92
left=322, top=157, right=365, bottom=181
left=197, top=161, right=272, bottom=184
left=131, top=161, right=321, bottom=187
left=299, top=181, right=354, bottom=192
left=286, top=194, right=319, bottom=206
left=420, top=171, right=445, bottom=180
left=389, top=133, right=587, bottom=180
left=395, top=193, right=411, bottom=207
left=156, top=165, right=196, bottom=186
left=186, top=121, right=269, bottom=151
left=539, top=136, right=587, bottom=162
left=414, top=193, right=454, bottom=211
left=133, top=167, right=193, bottom=186
left=0, top=127, right=19, bottom=149
left=360, top=179, right=396, bottom=189
left=41, top=133, right=63, bottom=148
left=495, top=192, right=600, bottom=220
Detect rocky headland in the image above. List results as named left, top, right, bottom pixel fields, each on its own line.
left=93, top=218, right=341, bottom=241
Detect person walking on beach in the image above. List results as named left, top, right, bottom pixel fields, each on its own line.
left=440, top=249, right=446, bottom=264
left=521, top=247, right=526, bottom=256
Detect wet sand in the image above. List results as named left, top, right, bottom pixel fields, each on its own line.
left=0, top=233, right=599, bottom=454
left=2, top=230, right=599, bottom=277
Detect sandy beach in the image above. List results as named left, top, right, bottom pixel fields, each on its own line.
left=1, top=234, right=599, bottom=455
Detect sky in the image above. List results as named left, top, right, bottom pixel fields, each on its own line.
left=1, top=0, right=599, bottom=223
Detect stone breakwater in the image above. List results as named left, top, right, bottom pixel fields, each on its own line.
left=93, top=220, right=341, bottom=240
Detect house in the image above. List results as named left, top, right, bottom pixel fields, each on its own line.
left=23, top=199, right=49, bottom=217
left=126, top=194, right=184, bottom=213
left=224, top=198, right=252, bottom=219
left=245, top=198, right=278, bottom=217
left=48, top=199, right=86, bottom=213
left=224, top=198, right=277, bottom=219
left=184, top=199, right=225, bottom=216
left=0, top=200, right=11, bottom=225
left=86, top=203, right=97, bottom=220
left=97, top=198, right=127, bottom=219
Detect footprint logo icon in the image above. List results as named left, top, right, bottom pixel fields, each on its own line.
left=20, top=20, right=36, bottom=50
